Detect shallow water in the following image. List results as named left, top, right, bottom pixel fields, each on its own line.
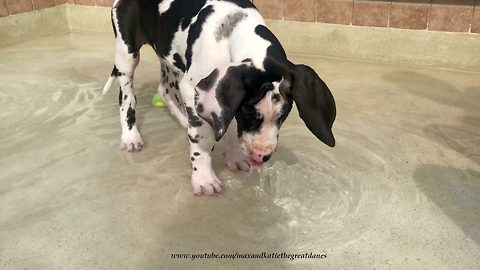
left=222, top=131, right=396, bottom=252
left=1, top=33, right=480, bottom=270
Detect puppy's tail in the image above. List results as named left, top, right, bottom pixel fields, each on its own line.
left=103, top=65, right=119, bottom=95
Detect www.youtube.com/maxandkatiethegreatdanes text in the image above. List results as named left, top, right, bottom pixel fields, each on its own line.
left=171, top=252, right=327, bottom=261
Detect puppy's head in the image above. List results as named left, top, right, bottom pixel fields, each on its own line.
left=195, top=61, right=336, bottom=167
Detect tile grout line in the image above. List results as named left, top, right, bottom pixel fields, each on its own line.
left=350, top=0, right=354, bottom=26
left=387, top=1, right=391, bottom=28
left=426, top=0, right=432, bottom=31
left=469, top=0, right=476, bottom=33
left=5, top=0, right=10, bottom=15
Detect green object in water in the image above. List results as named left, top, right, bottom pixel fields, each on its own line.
left=152, top=93, right=167, bottom=107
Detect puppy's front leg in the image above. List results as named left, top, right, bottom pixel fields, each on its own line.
left=223, top=119, right=252, bottom=172
left=180, top=79, right=223, bottom=196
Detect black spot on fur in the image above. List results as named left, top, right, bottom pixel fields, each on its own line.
left=186, top=5, right=214, bottom=70
left=215, top=11, right=247, bottom=41
left=185, top=107, right=203, bottom=127
left=118, top=88, right=123, bottom=106
left=173, top=53, right=186, bottom=72
left=255, top=25, right=289, bottom=63
left=111, top=9, right=117, bottom=38
left=111, top=65, right=124, bottom=77
left=236, top=106, right=263, bottom=136
left=211, top=146, right=214, bottom=152
left=124, top=95, right=127, bottom=100
left=188, top=134, right=199, bottom=143
left=193, top=152, right=200, bottom=156
left=126, top=106, right=136, bottom=130
left=197, top=68, right=219, bottom=91
left=175, top=81, right=179, bottom=90
left=272, top=93, right=281, bottom=102
left=135, top=95, right=137, bottom=104
left=175, top=94, right=180, bottom=103
left=193, top=167, right=197, bottom=171
left=166, top=66, right=169, bottom=73
left=196, top=103, right=204, bottom=114
left=165, top=88, right=169, bottom=95
left=242, top=58, right=252, bottom=63
left=191, top=157, right=195, bottom=161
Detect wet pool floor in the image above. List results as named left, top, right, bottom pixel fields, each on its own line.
left=1, top=33, right=479, bottom=269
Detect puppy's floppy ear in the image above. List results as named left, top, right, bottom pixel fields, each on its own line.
left=195, top=65, right=246, bottom=141
left=291, top=64, right=336, bottom=147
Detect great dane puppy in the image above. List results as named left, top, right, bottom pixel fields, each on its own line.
left=103, top=0, right=337, bottom=196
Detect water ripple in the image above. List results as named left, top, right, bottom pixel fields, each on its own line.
left=218, top=132, right=396, bottom=252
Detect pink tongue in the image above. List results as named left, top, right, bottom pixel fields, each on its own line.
left=251, top=155, right=264, bottom=163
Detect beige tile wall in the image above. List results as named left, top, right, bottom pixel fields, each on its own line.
left=256, top=0, right=480, bottom=34
left=0, top=0, right=479, bottom=34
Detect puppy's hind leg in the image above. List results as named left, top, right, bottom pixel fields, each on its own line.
left=158, top=63, right=188, bottom=129
left=106, top=2, right=146, bottom=152
left=116, top=43, right=144, bottom=152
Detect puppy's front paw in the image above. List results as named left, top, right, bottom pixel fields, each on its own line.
left=191, top=170, right=223, bottom=196
left=223, top=147, right=252, bottom=173
left=120, top=132, right=145, bottom=152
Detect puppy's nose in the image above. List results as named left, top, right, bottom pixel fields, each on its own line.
left=251, top=151, right=273, bottom=163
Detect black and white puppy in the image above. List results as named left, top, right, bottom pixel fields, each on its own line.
left=103, top=0, right=336, bottom=196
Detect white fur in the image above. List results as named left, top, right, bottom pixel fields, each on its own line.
left=158, top=0, right=175, bottom=14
